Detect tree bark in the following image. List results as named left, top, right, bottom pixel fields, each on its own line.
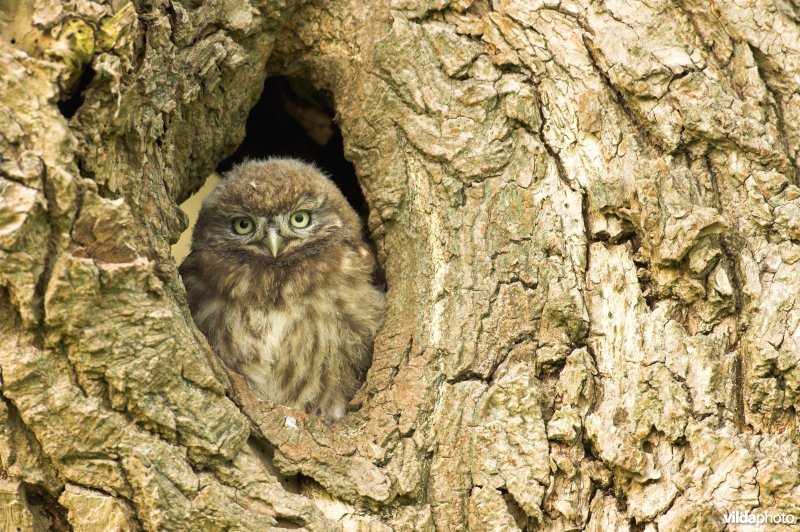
left=1, top=0, right=799, bottom=530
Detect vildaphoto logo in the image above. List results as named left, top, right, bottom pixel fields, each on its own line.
left=724, top=510, right=798, bottom=525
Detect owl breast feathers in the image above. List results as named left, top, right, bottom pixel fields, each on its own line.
left=179, top=158, right=385, bottom=419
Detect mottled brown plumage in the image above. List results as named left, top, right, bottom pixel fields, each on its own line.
left=179, top=158, right=384, bottom=419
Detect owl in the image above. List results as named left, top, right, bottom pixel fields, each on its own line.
left=179, top=158, right=385, bottom=419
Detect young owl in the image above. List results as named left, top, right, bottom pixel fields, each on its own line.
left=179, top=158, right=385, bottom=419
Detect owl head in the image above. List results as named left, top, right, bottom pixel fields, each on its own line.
left=190, top=158, right=363, bottom=265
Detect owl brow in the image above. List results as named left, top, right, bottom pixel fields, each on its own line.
left=291, top=196, right=323, bottom=211
left=223, top=208, right=254, bottom=219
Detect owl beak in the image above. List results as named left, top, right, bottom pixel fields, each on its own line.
left=266, top=228, right=284, bottom=257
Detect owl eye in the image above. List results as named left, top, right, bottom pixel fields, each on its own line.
left=232, top=217, right=254, bottom=235
left=290, top=210, right=311, bottom=228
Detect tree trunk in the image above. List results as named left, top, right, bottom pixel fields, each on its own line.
left=1, top=0, right=799, bottom=529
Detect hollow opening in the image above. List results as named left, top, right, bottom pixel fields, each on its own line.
left=172, top=76, right=370, bottom=263
left=57, top=65, right=95, bottom=119
left=173, top=75, right=385, bottom=423
left=219, top=76, right=367, bottom=216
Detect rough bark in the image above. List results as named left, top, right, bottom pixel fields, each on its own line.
left=1, top=0, right=799, bottom=530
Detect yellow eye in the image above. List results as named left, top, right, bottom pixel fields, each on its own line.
left=232, top=217, right=254, bottom=234
left=290, top=210, right=311, bottom=228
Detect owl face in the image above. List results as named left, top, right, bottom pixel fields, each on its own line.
left=191, top=158, right=362, bottom=265
left=222, top=196, right=341, bottom=260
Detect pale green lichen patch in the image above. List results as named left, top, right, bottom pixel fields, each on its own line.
left=49, top=17, right=95, bottom=95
